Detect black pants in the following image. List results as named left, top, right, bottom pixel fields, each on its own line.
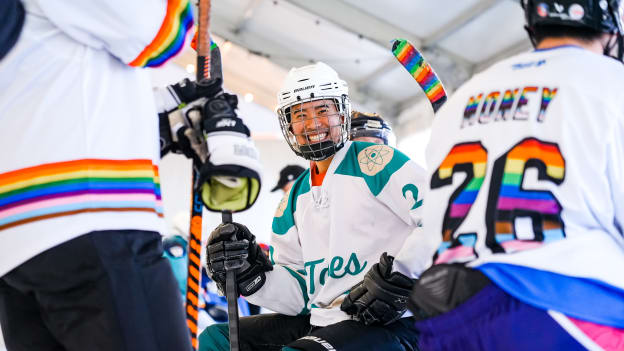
left=199, top=313, right=419, bottom=351
left=0, top=230, right=192, bottom=351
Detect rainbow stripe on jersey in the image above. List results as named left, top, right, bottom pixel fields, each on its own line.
left=392, top=39, right=447, bottom=111
left=0, top=159, right=163, bottom=230
left=129, top=0, right=194, bottom=67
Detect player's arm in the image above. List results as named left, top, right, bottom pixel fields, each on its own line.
left=341, top=151, right=440, bottom=325
left=380, top=158, right=440, bottom=278
left=244, top=226, right=311, bottom=316
left=35, top=0, right=193, bottom=67
left=243, top=189, right=310, bottom=316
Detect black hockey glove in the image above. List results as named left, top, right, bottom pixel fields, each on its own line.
left=340, top=253, right=414, bottom=326
left=156, top=78, right=222, bottom=159
left=156, top=78, right=217, bottom=160
left=408, top=264, right=490, bottom=319
left=168, top=77, right=222, bottom=106
left=205, top=222, right=272, bottom=296
left=197, top=93, right=262, bottom=212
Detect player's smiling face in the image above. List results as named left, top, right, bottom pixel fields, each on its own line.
left=290, top=99, right=342, bottom=146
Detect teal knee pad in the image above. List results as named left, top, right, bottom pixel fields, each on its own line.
left=198, top=323, right=230, bottom=351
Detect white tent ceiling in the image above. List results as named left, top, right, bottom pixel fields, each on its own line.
left=173, top=0, right=532, bottom=139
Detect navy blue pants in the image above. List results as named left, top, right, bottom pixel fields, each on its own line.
left=414, top=283, right=612, bottom=351
left=0, top=230, right=192, bottom=351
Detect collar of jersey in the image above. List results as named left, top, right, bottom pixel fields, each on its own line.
left=533, top=44, right=584, bottom=53
left=307, top=141, right=352, bottom=188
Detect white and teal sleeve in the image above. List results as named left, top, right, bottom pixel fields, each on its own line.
left=244, top=188, right=310, bottom=316
left=374, top=153, right=440, bottom=278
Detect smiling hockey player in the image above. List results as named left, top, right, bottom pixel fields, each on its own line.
left=199, top=62, right=438, bottom=351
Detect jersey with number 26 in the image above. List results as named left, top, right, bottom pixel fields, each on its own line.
left=424, top=46, right=624, bottom=328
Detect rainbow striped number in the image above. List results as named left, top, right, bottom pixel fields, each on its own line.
left=431, top=142, right=487, bottom=263
left=433, top=138, right=566, bottom=263
left=485, top=138, right=566, bottom=253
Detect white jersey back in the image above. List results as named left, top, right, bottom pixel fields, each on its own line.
left=0, top=0, right=193, bottom=277
left=425, top=46, right=624, bottom=327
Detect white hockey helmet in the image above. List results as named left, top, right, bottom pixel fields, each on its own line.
left=276, top=62, right=351, bottom=161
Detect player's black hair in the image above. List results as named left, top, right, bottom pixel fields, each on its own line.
left=530, top=24, right=603, bottom=45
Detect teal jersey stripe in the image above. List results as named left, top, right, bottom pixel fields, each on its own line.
left=335, top=141, right=410, bottom=196
left=283, top=266, right=310, bottom=315
left=272, top=170, right=311, bottom=235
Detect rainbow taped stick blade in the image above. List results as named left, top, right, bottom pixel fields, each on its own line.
left=392, top=39, right=447, bottom=112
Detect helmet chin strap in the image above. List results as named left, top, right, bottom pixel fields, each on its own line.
left=525, top=25, right=539, bottom=49
left=602, top=32, right=624, bottom=63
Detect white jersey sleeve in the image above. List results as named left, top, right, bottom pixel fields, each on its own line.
left=245, top=176, right=311, bottom=316
left=370, top=150, right=439, bottom=278
left=25, top=0, right=193, bottom=66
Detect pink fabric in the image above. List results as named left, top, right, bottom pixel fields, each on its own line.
left=500, top=240, right=543, bottom=252
left=569, top=316, right=624, bottom=351
left=435, top=245, right=474, bottom=264
left=0, top=193, right=159, bottom=220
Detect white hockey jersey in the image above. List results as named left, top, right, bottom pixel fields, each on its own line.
left=0, top=0, right=193, bottom=277
left=246, top=141, right=439, bottom=327
left=423, top=46, right=624, bottom=327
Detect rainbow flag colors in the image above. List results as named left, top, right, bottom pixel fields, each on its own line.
left=538, top=88, right=558, bottom=122
left=392, top=39, right=447, bottom=112
left=0, top=159, right=163, bottom=230
left=496, top=89, right=518, bottom=120
left=494, top=138, right=565, bottom=250
left=433, top=142, right=488, bottom=242
left=130, top=0, right=194, bottom=67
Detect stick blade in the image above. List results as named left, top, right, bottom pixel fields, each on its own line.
left=392, top=39, right=447, bottom=113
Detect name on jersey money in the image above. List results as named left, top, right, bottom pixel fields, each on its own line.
left=461, top=85, right=558, bottom=128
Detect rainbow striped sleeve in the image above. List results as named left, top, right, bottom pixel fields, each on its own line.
left=0, top=159, right=163, bottom=231
left=129, top=0, right=194, bottom=67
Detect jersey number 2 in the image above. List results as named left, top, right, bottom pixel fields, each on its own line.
left=432, top=138, right=566, bottom=263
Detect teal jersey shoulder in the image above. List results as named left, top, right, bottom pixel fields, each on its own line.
left=272, top=169, right=311, bottom=235
left=335, top=141, right=410, bottom=196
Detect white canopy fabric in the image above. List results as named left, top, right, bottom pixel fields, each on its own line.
left=172, top=0, right=531, bottom=138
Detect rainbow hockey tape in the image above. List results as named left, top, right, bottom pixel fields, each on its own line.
left=392, top=39, right=447, bottom=112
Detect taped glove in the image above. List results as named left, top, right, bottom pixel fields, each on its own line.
left=198, top=93, right=262, bottom=212
left=205, top=222, right=273, bottom=296
left=155, top=78, right=221, bottom=159
left=341, top=253, right=414, bottom=326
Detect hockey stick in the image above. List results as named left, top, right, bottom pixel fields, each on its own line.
left=392, top=39, right=447, bottom=112
left=221, top=210, right=241, bottom=351
left=195, top=2, right=241, bottom=350
left=184, top=1, right=212, bottom=350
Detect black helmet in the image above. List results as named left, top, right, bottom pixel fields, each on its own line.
left=521, top=0, right=623, bottom=33
left=521, top=0, right=624, bottom=60
left=350, top=111, right=396, bottom=146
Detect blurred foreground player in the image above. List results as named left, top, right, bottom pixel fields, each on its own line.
left=0, top=1, right=198, bottom=350
left=404, top=1, right=624, bottom=350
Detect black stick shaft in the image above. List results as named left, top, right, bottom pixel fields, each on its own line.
left=221, top=210, right=239, bottom=351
